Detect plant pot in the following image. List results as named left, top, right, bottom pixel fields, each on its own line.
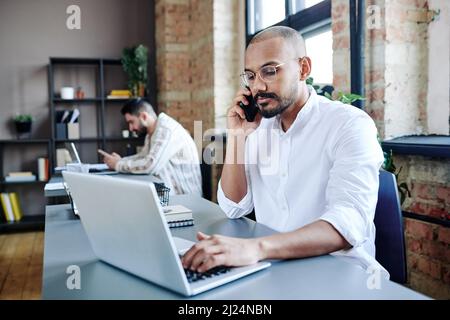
left=131, top=82, right=146, bottom=97
left=138, top=82, right=146, bottom=97
left=15, top=121, right=32, bottom=134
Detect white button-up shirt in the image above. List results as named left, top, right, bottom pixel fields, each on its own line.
left=218, top=87, right=386, bottom=273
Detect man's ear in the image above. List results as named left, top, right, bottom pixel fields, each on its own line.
left=139, top=112, right=147, bottom=122
left=299, top=57, right=312, bottom=81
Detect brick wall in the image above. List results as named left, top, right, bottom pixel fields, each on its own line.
left=155, top=0, right=244, bottom=201
left=155, top=0, right=213, bottom=134
left=332, top=0, right=450, bottom=298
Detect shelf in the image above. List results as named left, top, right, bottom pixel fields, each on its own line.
left=102, top=59, right=122, bottom=65
left=50, top=57, right=101, bottom=65
left=0, top=180, right=47, bottom=186
left=0, top=139, right=50, bottom=144
left=55, top=138, right=101, bottom=143
left=0, top=214, right=45, bottom=233
left=50, top=57, right=122, bottom=66
left=382, top=135, right=450, bottom=158
left=53, top=98, right=102, bottom=103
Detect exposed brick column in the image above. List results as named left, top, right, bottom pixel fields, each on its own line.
left=155, top=0, right=213, bottom=135
left=190, top=0, right=214, bottom=133
left=331, top=0, right=351, bottom=94
left=155, top=0, right=245, bottom=202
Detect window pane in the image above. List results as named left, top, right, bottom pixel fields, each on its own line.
left=253, top=0, right=285, bottom=32
left=304, top=29, right=333, bottom=84
left=304, top=0, right=324, bottom=9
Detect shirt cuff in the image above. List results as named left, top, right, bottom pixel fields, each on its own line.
left=217, top=179, right=253, bottom=219
left=114, top=160, right=123, bottom=172
left=320, top=205, right=368, bottom=248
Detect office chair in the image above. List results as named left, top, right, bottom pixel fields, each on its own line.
left=374, top=170, right=407, bottom=284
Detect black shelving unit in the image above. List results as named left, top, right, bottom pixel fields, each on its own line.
left=48, top=57, right=146, bottom=173
left=0, top=215, right=45, bottom=233
left=0, top=139, right=51, bottom=232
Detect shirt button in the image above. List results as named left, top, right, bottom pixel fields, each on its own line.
left=281, top=172, right=287, bottom=178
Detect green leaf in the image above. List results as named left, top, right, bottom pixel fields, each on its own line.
left=324, top=92, right=333, bottom=100
left=13, top=114, right=33, bottom=122
left=121, top=44, right=149, bottom=96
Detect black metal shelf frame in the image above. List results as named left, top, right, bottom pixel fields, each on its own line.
left=48, top=57, right=141, bottom=173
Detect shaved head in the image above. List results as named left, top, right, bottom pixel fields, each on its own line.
left=248, top=26, right=307, bottom=57
left=244, top=26, right=312, bottom=121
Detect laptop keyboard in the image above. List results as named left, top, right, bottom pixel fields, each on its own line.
left=184, top=266, right=231, bottom=283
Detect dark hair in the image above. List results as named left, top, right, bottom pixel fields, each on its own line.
left=120, top=99, right=156, bottom=118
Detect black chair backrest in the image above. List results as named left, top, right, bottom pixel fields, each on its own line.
left=374, top=170, right=407, bottom=284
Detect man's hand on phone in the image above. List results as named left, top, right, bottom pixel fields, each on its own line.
left=227, top=88, right=262, bottom=136
left=98, top=149, right=121, bottom=170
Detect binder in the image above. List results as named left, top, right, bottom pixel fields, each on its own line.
left=8, top=192, right=23, bottom=221
left=0, top=193, right=15, bottom=222
left=38, top=157, right=49, bottom=181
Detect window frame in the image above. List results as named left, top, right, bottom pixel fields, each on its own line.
left=245, top=0, right=332, bottom=86
left=246, top=0, right=331, bottom=43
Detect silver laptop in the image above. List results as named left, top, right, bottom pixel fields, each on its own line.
left=69, top=142, right=115, bottom=174
left=62, top=171, right=271, bottom=296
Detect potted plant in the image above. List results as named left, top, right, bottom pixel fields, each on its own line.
left=121, top=44, right=148, bottom=97
left=13, top=114, right=33, bottom=135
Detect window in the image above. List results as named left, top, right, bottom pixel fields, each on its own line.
left=246, top=0, right=332, bottom=85
left=248, top=0, right=285, bottom=34
left=304, top=28, right=333, bottom=84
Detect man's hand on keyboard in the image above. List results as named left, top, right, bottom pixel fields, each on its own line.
left=181, top=231, right=262, bottom=273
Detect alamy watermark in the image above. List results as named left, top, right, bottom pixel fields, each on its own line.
left=66, top=5, right=81, bottom=30
left=66, top=265, right=81, bottom=290
left=366, top=265, right=382, bottom=290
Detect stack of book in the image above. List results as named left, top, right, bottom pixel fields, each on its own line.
left=0, top=192, right=23, bottom=222
left=163, top=205, right=194, bottom=228
left=4, top=171, right=36, bottom=182
left=106, top=90, right=131, bottom=99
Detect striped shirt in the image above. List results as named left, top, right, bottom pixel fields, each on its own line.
left=115, top=113, right=202, bottom=196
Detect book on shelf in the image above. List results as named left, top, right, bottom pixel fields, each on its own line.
left=163, top=205, right=194, bottom=228
left=38, top=157, right=49, bottom=181
left=8, top=192, right=23, bottom=221
left=107, top=95, right=130, bottom=99
left=107, top=89, right=131, bottom=99
left=5, top=174, right=37, bottom=182
left=0, top=193, right=15, bottom=222
left=8, top=171, right=33, bottom=177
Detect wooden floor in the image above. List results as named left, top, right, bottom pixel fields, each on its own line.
left=0, top=231, right=44, bottom=300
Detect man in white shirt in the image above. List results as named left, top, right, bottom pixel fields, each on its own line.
left=182, top=26, right=386, bottom=275
left=100, top=99, right=202, bottom=195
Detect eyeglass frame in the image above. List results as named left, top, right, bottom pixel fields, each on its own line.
left=240, top=57, right=306, bottom=86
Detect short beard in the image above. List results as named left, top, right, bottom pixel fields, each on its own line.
left=257, top=84, right=298, bottom=119
left=136, top=124, right=148, bottom=137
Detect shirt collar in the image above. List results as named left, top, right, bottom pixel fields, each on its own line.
left=273, top=85, right=318, bottom=134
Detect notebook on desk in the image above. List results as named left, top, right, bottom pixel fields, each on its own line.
left=62, top=172, right=271, bottom=296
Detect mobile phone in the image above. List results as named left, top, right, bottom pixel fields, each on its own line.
left=97, top=149, right=110, bottom=157
left=239, top=86, right=259, bottom=122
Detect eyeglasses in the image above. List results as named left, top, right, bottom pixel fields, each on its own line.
left=240, top=58, right=305, bottom=87
left=240, top=63, right=285, bottom=87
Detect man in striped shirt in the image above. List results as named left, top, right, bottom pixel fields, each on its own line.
left=100, top=99, right=202, bottom=196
